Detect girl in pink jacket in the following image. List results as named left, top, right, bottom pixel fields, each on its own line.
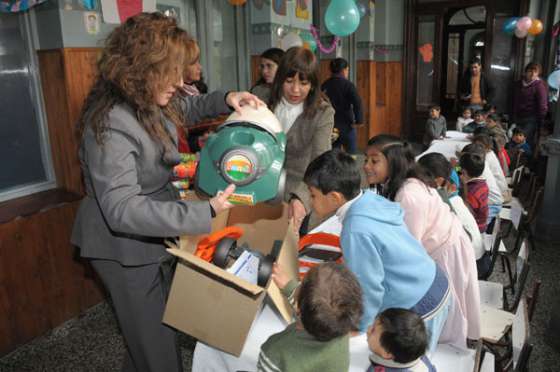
left=364, top=134, right=481, bottom=348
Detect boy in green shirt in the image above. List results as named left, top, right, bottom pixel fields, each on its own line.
left=257, top=263, right=363, bottom=372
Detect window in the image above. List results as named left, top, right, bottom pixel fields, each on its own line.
left=0, top=12, right=55, bottom=202
left=194, top=0, right=250, bottom=92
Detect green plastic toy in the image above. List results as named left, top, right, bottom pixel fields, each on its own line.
left=195, top=106, right=287, bottom=205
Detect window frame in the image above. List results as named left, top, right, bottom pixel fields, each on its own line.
left=0, top=11, right=56, bottom=203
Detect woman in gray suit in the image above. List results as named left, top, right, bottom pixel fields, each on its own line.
left=71, top=13, right=261, bottom=372
left=270, top=47, right=335, bottom=230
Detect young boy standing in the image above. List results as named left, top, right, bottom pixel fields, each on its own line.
left=303, top=149, right=452, bottom=351
left=257, top=263, right=363, bottom=372
left=506, top=127, right=533, bottom=169
left=367, top=308, right=436, bottom=372
left=423, top=105, right=447, bottom=147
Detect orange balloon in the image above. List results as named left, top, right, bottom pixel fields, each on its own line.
left=228, top=0, right=247, bottom=5
left=528, top=19, right=544, bottom=35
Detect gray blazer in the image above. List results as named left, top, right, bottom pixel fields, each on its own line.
left=71, top=91, right=230, bottom=266
left=283, top=100, right=335, bottom=211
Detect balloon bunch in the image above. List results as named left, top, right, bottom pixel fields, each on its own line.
left=503, top=16, right=544, bottom=38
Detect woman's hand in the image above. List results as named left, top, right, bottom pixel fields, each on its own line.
left=225, top=91, right=265, bottom=113
left=209, top=184, right=236, bottom=215
left=288, top=198, right=306, bottom=231
left=272, top=262, right=290, bottom=290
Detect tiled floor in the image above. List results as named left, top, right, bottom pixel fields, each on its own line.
left=1, top=235, right=559, bottom=371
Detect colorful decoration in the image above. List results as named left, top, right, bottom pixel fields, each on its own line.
left=418, top=43, right=433, bottom=63
left=515, top=28, right=528, bottom=39
left=0, top=0, right=47, bottom=13
left=295, top=0, right=309, bottom=20
left=309, top=24, right=339, bottom=54
left=228, top=0, right=247, bottom=5
left=517, top=16, right=533, bottom=32
left=548, top=70, right=560, bottom=90
left=300, top=31, right=317, bottom=53
left=101, top=0, right=156, bottom=24
left=325, top=0, right=361, bottom=37
left=503, top=17, right=519, bottom=35
left=503, top=16, right=544, bottom=38
left=528, top=19, right=544, bottom=35
left=281, top=31, right=303, bottom=50
left=272, top=0, right=286, bottom=16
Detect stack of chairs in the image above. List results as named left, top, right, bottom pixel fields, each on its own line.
left=475, top=164, right=544, bottom=371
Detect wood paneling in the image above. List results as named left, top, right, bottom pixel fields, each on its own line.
left=0, top=48, right=105, bottom=356
left=319, top=59, right=331, bottom=84
left=356, top=60, right=403, bottom=149
left=0, top=200, right=104, bottom=355
left=38, top=48, right=101, bottom=195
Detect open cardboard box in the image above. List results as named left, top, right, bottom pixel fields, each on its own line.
left=163, top=199, right=299, bottom=356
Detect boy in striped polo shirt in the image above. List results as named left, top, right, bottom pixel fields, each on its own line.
left=459, top=149, right=489, bottom=233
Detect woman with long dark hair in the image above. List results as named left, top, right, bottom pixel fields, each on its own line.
left=269, top=46, right=334, bottom=229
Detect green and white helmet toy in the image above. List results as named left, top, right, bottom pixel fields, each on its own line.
left=195, top=105, right=287, bottom=205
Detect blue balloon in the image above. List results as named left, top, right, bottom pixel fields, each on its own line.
left=325, top=0, right=361, bottom=37
left=503, top=17, right=519, bottom=35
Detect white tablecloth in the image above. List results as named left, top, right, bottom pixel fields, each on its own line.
left=191, top=301, right=493, bottom=372
left=417, top=131, right=471, bottom=161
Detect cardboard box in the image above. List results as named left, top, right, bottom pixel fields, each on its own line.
left=163, top=202, right=299, bottom=356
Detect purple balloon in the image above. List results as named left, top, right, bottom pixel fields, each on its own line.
left=517, top=16, right=532, bottom=32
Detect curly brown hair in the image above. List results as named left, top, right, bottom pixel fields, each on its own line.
left=78, top=12, right=198, bottom=147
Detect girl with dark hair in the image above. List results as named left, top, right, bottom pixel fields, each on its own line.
left=250, top=47, right=285, bottom=103
left=72, top=13, right=261, bottom=371
left=364, top=135, right=481, bottom=348
left=270, top=46, right=334, bottom=229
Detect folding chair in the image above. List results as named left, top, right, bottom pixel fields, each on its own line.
left=504, top=238, right=530, bottom=294
left=502, top=299, right=533, bottom=372
left=479, top=233, right=507, bottom=309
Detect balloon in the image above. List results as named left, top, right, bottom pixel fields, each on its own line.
left=325, top=0, right=361, bottom=37
left=548, top=70, right=560, bottom=90
left=515, top=28, right=528, bottom=38
left=228, top=0, right=247, bottom=5
left=300, top=32, right=317, bottom=53
left=528, top=19, right=544, bottom=35
left=517, top=16, right=532, bottom=32
left=281, top=32, right=303, bottom=50
left=503, top=17, right=519, bottom=35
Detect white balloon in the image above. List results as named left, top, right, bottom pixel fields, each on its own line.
left=281, top=32, right=303, bottom=50
left=514, top=28, right=528, bottom=38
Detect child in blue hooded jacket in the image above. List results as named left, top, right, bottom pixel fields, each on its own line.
left=303, top=149, right=451, bottom=351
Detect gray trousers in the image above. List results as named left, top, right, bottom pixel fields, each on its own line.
left=91, top=259, right=183, bottom=372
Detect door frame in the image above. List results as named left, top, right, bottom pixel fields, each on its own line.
left=402, top=0, right=529, bottom=141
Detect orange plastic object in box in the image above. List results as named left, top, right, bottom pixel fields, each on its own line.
left=194, top=226, right=244, bottom=262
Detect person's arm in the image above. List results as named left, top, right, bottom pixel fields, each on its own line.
left=83, top=123, right=214, bottom=237
left=536, top=80, right=549, bottom=123
left=349, top=82, right=364, bottom=125
left=290, top=105, right=335, bottom=210
left=395, top=183, right=429, bottom=242
left=179, top=91, right=230, bottom=125
left=425, top=119, right=437, bottom=142
left=341, top=230, right=385, bottom=332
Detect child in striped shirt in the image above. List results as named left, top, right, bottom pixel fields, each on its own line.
left=459, top=150, right=489, bottom=233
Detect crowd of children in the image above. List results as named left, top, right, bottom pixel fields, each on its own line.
left=252, top=90, right=549, bottom=372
